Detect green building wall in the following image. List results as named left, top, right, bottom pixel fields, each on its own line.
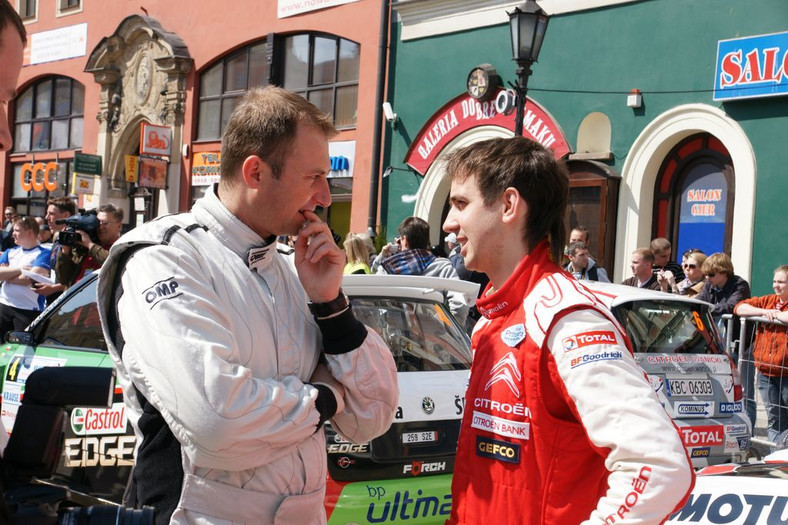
left=383, top=0, right=788, bottom=294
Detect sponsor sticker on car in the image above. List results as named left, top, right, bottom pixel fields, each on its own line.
left=720, top=402, right=743, bottom=413
left=674, top=401, right=714, bottom=417
left=680, top=425, right=724, bottom=447
left=70, top=403, right=128, bottom=436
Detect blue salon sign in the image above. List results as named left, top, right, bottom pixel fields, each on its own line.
left=714, top=31, right=788, bottom=101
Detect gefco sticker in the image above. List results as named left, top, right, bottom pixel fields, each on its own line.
left=476, top=435, right=520, bottom=464
left=70, top=403, right=128, bottom=436
left=667, top=475, right=788, bottom=524
left=562, top=330, right=617, bottom=352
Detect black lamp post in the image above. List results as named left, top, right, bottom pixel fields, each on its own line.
left=508, top=0, right=550, bottom=136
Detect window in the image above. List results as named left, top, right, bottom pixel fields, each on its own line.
left=653, top=133, right=734, bottom=258
left=13, top=76, right=84, bottom=153
left=196, top=42, right=269, bottom=140
left=33, top=276, right=107, bottom=352
left=283, top=34, right=359, bottom=129
left=59, top=0, right=80, bottom=8
left=57, top=0, right=82, bottom=15
left=17, top=0, right=36, bottom=19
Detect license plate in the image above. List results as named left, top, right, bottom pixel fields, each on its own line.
left=667, top=378, right=713, bottom=397
left=402, top=431, right=438, bottom=444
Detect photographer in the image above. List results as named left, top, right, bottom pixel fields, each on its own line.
left=32, top=197, right=76, bottom=302
left=56, top=204, right=123, bottom=286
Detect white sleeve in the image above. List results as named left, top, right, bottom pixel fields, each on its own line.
left=547, top=308, right=694, bottom=524
left=116, top=245, right=323, bottom=471
left=324, top=326, right=399, bottom=443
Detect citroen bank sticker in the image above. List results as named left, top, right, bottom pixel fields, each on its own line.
left=501, top=324, right=526, bottom=347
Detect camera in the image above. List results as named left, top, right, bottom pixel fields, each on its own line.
left=1, top=367, right=153, bottom=524
left=55, top=210, right=100, bottom=248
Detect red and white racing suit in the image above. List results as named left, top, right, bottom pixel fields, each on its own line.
left=448, top=241, right=694, bottom=524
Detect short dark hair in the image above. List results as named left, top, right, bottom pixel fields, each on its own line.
left=397, top=216, right=430, bottom=251
left=0, top=1, right=26, bottom=46
left=220, top=86, right=336, bottom=187
left=14, top=216, right=39, bottom=236
left=444, top=137, right=569, bottom=263
left=47, top=196, right=77, bottom=216
left=99, top=203, right=123, bottom=223
left=566, top=241, right=588, bottom=257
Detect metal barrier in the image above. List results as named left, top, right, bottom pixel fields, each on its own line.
left=722, top=313, right=788, bottom=451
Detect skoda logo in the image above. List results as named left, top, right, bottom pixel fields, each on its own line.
left=422, top=397, right=435, bottom=415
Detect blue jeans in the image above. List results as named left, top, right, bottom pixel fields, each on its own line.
left=757, top=371, right=788, bottom=445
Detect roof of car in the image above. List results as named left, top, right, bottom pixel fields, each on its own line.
left=580, top=281, right=712, bottom=309
left=342, top=274, right=480, bottom=302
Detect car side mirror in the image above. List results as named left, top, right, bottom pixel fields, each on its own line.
left=5, top=331, right=35, bottom=345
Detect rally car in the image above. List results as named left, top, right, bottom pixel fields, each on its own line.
left=584, top=282, right=752, bottom=467
left=0, top=273, right=753, bottom=524
left=0, top=271, right=477, bottom=525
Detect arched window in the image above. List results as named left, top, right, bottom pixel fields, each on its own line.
left=283, top=34, right=359, bottom=129
left=13, top=76, right=84, bottom=153
left=653, top=133, right=734, bottom=258
left=197, top=41, right=270, bottom=140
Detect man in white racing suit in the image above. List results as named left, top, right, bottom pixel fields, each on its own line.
left=97, top=86, right=398, bottom=524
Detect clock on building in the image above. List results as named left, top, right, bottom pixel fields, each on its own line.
left=466, top=64, right=501, bottom=102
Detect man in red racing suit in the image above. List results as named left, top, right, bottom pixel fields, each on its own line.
left=442, top=137, right=694, bottom=524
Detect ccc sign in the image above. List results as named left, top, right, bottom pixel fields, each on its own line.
left=20, top=162, right=59, bottom=192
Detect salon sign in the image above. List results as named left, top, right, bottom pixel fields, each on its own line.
left=404, top=90, right=570, bottom=176
left=714, top=31, right=788, bottom=101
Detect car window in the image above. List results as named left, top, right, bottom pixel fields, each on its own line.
left=350, top=296, right=472, bottom=372
left=612, top=300, right=723, bottom=355
left=34, top=277, right=107, bottom=352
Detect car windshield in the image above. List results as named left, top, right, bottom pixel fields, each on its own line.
left=33, top=277, right=107, bottom=351
left=612, top=300, right=723, bottom=355
left=350, top=296, right=472, bottom=372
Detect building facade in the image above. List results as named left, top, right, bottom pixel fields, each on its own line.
left=2, top=0, right=388, bottom=237
left=384, top=0, right=788, bottom=293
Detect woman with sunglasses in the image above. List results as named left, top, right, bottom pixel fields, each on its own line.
left=657, top=249, right=707, bottom=297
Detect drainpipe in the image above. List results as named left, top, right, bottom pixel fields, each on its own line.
left=366, top=0, right=391, bottom=238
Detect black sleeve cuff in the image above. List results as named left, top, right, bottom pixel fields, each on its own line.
left=312, top=383, right=338, bottom=428
left=316, top=306, right=368, bottom=355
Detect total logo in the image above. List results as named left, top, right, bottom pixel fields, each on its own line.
left=70, top=403, right=127, bottom=436
left=680, top=425, right=724, bottom=447
left=403, top=461, right=447, bottom=476
left=562, top=330, right=617, bottom=352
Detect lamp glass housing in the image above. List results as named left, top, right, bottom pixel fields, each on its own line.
left=509, top=1, right=549, bottom=63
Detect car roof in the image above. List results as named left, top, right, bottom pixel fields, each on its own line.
left=580, top=281, right=713, bottom=310
left=342, top=274, right=480, bottom=302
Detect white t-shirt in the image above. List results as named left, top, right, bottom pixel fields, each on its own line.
left=0, top=245, right=52, bottom=311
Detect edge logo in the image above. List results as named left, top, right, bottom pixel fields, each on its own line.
left=142, top=277, right=182, bottom=309
left=476, top=435, right=520, bottom=464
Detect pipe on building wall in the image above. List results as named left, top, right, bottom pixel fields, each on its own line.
left=366, top=0, right=391, bottom=238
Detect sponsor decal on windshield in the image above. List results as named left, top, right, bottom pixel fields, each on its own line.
left=70, top=403, right=128, bottom=435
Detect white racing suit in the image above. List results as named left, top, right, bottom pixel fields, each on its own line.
left=97, top=186, right=398, bottom=524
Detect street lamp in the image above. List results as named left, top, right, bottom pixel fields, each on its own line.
left=508, top=0, right=550, bottom=136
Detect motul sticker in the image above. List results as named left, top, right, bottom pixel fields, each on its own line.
left=680, top=425, right=724, bottom=447
left=562, top=330, right=617, bottom=352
